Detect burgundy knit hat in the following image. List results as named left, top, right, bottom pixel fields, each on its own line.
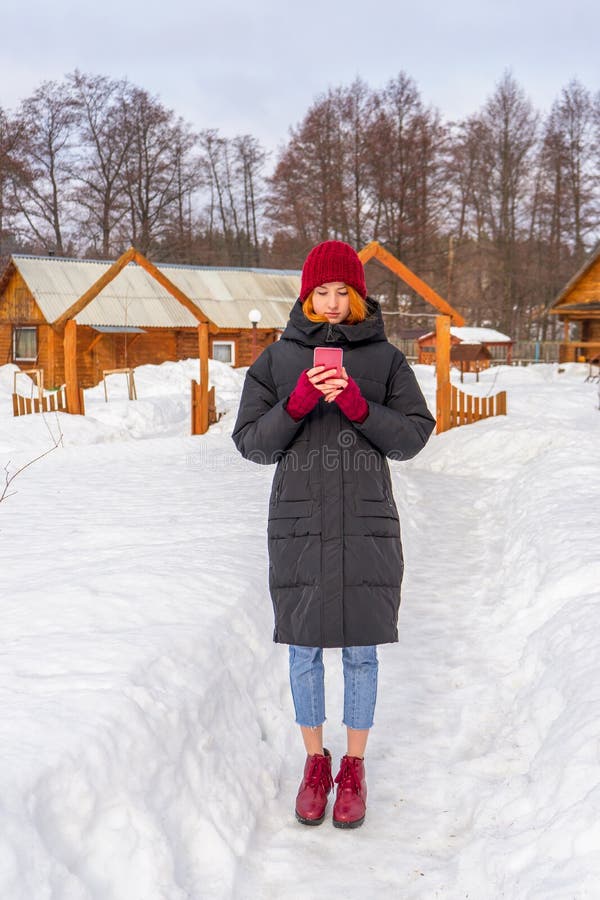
left=299, top=240, right=367, bottom=301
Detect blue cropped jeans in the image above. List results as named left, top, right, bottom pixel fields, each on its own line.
left=288, top=645, right=378, bottom=730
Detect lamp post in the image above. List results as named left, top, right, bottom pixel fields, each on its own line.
left=248, top=308, right=262, bottom=363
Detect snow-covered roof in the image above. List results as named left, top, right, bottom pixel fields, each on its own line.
left=419, top=326, right=512, bottom=343
left=4, top=255, right=300, bottom=330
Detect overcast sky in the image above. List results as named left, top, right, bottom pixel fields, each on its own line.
left=1, top=0, right=598, bottom=161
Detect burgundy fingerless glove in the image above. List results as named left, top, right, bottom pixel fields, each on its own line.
left=285, top=369, right=322, bottom=421
left=334, top=375, right=369, bottom=423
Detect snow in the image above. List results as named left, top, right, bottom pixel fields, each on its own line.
left=419, top=326, right=512, bottom=343
left=0, top=357, right=598, bottom=898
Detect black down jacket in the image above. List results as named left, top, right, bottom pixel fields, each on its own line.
left=231, top=296, right=436, bottom=648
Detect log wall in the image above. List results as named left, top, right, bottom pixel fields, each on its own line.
left=0, top=269, right=45, bottom=324
left=214, top=328, right=280, bottom=367
left=0, top=323, right=12, bottom=365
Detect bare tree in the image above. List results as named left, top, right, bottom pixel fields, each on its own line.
left=336, top=77, right=379, bottom=249
left=233, top=133, right=267, bottom=266
left=119, top=87, right=196, bottom=255
left=364, top=73, right=447, bottom=312
left=11, top=80, right=78, bottom=254
left=198, top=128, right=235, bottom=259
left=552, top=80, right=598, bottom=259
left=0, top=107, right=27, bottom=260
left=478, top=72, right=539, bottom=335
left=195, top=129, right=266, bottom=265
left=68, top=71, right=133, bottom=258
left=266, top=87, right=352, bottom=250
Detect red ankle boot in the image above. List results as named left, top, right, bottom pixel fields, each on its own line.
left=332, top=755, right=367, bottom=828
left=295, top=748, right=334, bottom=825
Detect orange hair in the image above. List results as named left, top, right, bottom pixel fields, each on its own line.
left=301, top=284, right=368, bottom=324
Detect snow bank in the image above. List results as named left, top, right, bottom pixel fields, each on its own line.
left=443, top=406, right=600, bottom=897
left=0, top=359, right=246, bottom=455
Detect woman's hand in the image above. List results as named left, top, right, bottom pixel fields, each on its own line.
left=285, top=365, right=345, bottom=421
left=307, top=365, right=349, bottom=402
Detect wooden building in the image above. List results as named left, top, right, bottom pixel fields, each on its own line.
left=548, top=243, right=600, bottom=363
left=0, top=252, right=300, bottom=389
left=450, top=343, right=492, bottom=381
left=417, top=326, right=513, bottom=369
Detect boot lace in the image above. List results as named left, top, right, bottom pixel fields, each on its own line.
left=306, top=754, right=333, bottom=792
left=334, top=756, right=362, bottom=794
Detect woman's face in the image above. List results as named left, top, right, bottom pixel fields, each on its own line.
left=311, top=282, right=350, bottom=323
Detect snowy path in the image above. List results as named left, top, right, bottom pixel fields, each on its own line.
left=0, top=362, right=598, bottom=898
left=233, top=463, right=512, bottom=898
left=233, top=373, right=600, bottom=899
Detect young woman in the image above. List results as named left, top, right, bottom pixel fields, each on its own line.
left=232, top=240, right=436, bottom=828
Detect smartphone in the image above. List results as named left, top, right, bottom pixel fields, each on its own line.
left=313, top=346, right=343, bottom=378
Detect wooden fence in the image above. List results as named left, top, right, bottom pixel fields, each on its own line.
left=437, top=381, right=507, bottom=429
left=191, top=382, right=220, bottom=434
left=391, top=337, right=563, bottom=366
left=12, top=384, right=85, bottom=417
left=436, top=315, right=507, bottom=433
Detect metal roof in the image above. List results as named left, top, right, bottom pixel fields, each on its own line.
left=9, top=255, right=300, bottom=329
left=158, top=262, right=300, bottom=329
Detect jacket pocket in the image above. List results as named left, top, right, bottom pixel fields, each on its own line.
left=353, top=497, right=398, bottom=518
left=269, top=499, right=313, bottom=519
left=272, top=463, right=285, bottom=505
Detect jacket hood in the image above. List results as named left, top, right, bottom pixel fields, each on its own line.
left=280, top=295, right=388, bottom=348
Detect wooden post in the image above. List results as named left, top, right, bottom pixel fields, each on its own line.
left=198, top=321, right=209, bottom=434
left=191, top=379, right=200, bottom=434
left=47, top=325, right=56, bottom=387
left=435, top=315, right=451, bottom=433
left=64, top=319, right=81, bottom=415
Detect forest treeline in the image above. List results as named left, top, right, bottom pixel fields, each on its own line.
left=0, top=69, right=599, bottom=339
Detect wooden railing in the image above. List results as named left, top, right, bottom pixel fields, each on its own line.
left=12, top=384, right=85, bottom=417
left=438, top=381, right=506, bottom=429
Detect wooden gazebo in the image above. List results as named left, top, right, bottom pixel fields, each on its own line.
left=357, top=242, right=506, bottom=432
left=56, top=248, right=213, bottom=432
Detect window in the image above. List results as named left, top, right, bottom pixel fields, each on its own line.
left=212, top=341, right=235, bottom=365
left=421, top=345, right=435, bottom=353
left=13, top=327, right=37, bottom=361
